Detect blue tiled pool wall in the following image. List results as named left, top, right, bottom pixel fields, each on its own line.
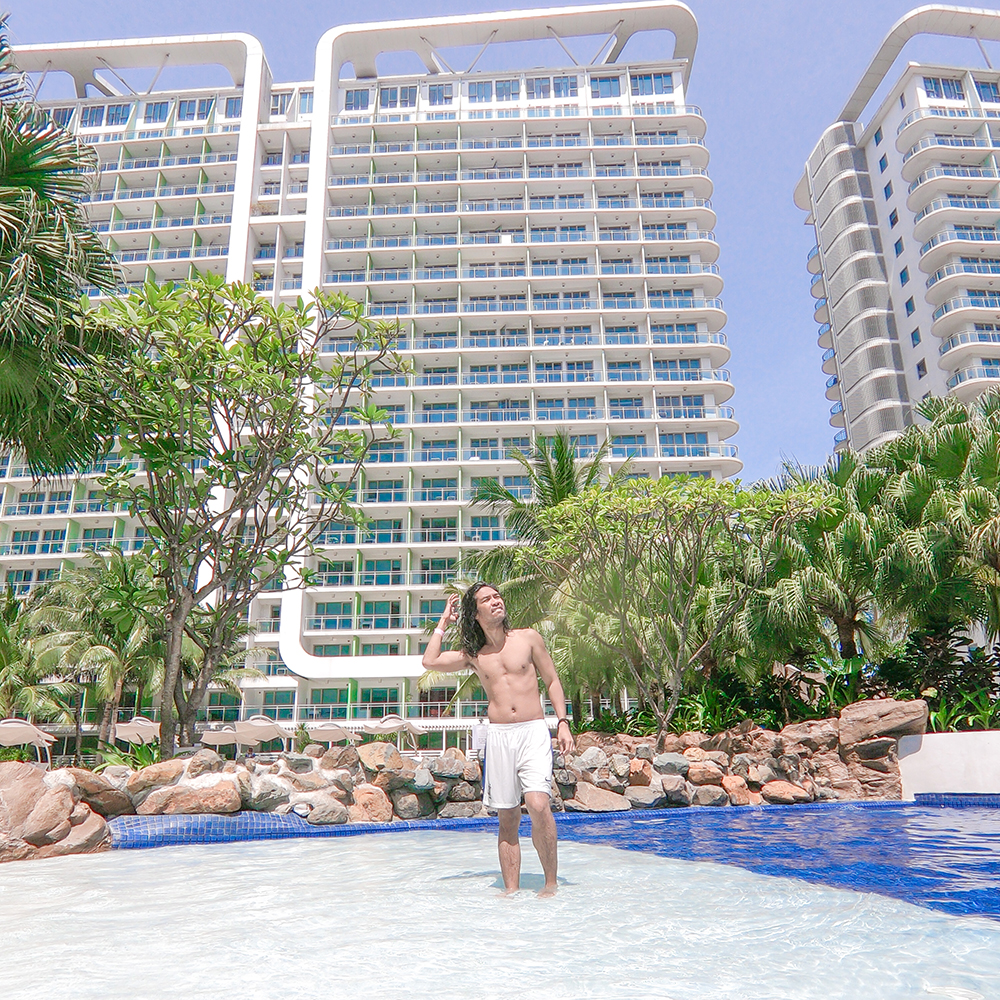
left=109, top=798, right=1000, bottom=921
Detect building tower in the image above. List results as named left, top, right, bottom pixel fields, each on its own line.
left=11, top=1, right=739, bottom=746
left=796, top=5, right=1000, bottom=453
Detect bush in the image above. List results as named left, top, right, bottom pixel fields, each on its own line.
left=0, top=746, right=30, bottom=763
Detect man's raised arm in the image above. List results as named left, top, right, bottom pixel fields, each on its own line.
left=421, top=593, right=472, bottom=672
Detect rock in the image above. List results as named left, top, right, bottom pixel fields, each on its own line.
left=679, top=731, right=710, bottom=749
left=20, top=786, right=75, bottom=846
left=842, top=737, right=896, bottom=767
left=704, top=751, right=730, bottom=769
left=437, top=802, right=480, bottom=819
left=747, top=761, right=780, bottom=788
left=0, top=763, right=48, bottom=836
left=351, top=784, right=393, bottom=823
left=563, top=781, right=631, bottom=812
left=185, top=749, right=224, bottom=779
left=358, top=742, right=404, bottom=773
left=278, top=753, right=315, bottom=774
left=635, top=744, right=654, bottom=761
left=575, top=746, right=608, bottom=770
left=761, top=780, right=812, bottom=805
left=657, top=733, right=683, bottom=753
left=609, top=753, right=631, bottom=779
left=779, top=719, right=840, bottom=754
left=749, top=730, right=783, bottom=757
left=682, top=746, right=707, bottom=762
left=302, top=793, right=349, bottom=826
left=686, top=761, right=725, bottom=786
left=462, top=760, right=482, bottom=783
left=429, top=756, right=465, bottom=779
left=447, top=781, right=479, bottom=802
left=243, top=774, right=292, bottom=811
left=303, top=744, right=325, bottom=758
left=652, top=753, right=689, bottom=777
left=441, top=747, right=467, bottom=762
left=64, top=769, right=133, bottom=819
left=838, top=699, right=928, bottom=748
left=390, top=790, right=436, bottom=820
left=809, top=752, right=861, bottom=798
left=590, top=768, right=627, bottom=794
left=138, top=780, right=242, bottom=815
left=321, top=746, right=360, bottom=771
left=628, top=758, right=653, bottom=786
left=35, top=804, right=110, bottom=858
left=777, top=754, right=802, bottom=781
left=411, top=767, right=435, bottom=792
left=660, top=774, right=692, bottom=806
left=289, top=771, right=332, bottom=792
left=748, top=790, right=763, bottom=806
left=842, top=739, right=902, bottom=799
left=625, top=786, right=666, bottom=808
left=722, top=774, right=751, bottom=806
left=431, top=780, right=453, bottom=804
left=373, top=767, right=417, bottom=793
left=729, top=754, right=753, bottom=781
left=691, top=785, right=729, bottom=807
left=125, top=759, right=186, bottom=802
left=326, top=769, right=354, bottom=796
left=98, top=765, right=132, bottom=792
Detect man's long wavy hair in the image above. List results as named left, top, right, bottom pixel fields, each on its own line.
left=460, top=582, right=510, bottom=656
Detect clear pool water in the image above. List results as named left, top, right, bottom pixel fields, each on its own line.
left=1, top=830, right=999, bottom=1000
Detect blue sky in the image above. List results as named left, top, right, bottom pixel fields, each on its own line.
left=13, top=1, right=1000, bottom=481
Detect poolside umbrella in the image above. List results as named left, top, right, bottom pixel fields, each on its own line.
left=361, top=714, right=427, bottom=738
left=306, top=722, right=359, bottom=744
left=199, top=726, right=259, bottom=747
left=0, top=718, right=55, bottom=748
left=115, top=716, right=160, bottom=745
left=234, top=716, right=294, bottom=745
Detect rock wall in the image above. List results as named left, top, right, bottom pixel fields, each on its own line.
left=0, top=698, right=929, bottom=864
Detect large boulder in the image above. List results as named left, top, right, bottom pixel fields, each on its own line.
left=20, top=786, right=76, bottom=847
left=300, top=792, right=349, bottom=826
left=574, top=746, right=609, bottom=771
left=691, top=784, right=729, bottom=807
left=462, top=760, right=482, bottom=783
left=0, top=762, right=48, bottom=833
left=722, top=774, right=751, bottom=806
left=660, top=774, right=693, bottom=806
left=288, top=771, right=331, bottom=793
left=628, top=758, right=653, bottom=786
left=390, top=790, right=436, bottom=820
left=35, top=803, right=110, bottom=858
left=64, top=768, right=133, bottom=818
left=437, top=801, right=481, bottom=819
left=652, top=753, right=689, bottom=778
left=686, top=761, right=725, bottom=786
left=842, top=738, right=902, bottom=799
left=625, top=785, right=666, bottom=809
left=138, top=778, right=242, bottom=815
left=838, top=699, right=928, bottom=749
left=186, top=749, right=225, bottom=779
left=358, top=742, right=404, bottom=773
left=429, top=756, right=465, bottom=779
left=321, top=746, right=360, bottom=771
left=411, top=767, right=435, bottom=792
left=351, top=784, right=393, bottom=823
left=126, top=759, right=186, bottom=804
left=807, top=752, right=861, bottom=799
left=563, top=781, right=631, bottom=812
left=779, top=719, right=839, bottom=755
left=242, top=773, right=293, bottom=811
left=372, top=767, right=417, bottom=793
left=761, top=780, right=812, bottom=805
left=447, top=781, right=479, bottom=802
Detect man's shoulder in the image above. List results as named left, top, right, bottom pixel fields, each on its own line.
left=507, top=627, right=540, bottom=641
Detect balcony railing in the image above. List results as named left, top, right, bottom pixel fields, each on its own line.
left=908, top=166, right=998, bottom=195
left=948, top=365, right=1000, bottom=388
left=920, top=228, right=1000, bottom=256
left=933, top=295, right=1000, bottom=320
left=927, top=261, right=1000, bottom=287
left=939, top=329, right=1000, bottom=354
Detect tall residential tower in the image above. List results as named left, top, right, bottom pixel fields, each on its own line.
left=11, top=1, right=739, bottom=746
left=796, top=5, right=1000, bottom=453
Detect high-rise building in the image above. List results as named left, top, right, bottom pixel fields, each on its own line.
left=12, top=1, right=739, bottom=748
left=796, top=6, right=1000, bottom=453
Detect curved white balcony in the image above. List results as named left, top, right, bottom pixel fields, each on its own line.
left=825, top=374, right=840, bottom=401
left=931, top=295, right=1000, bottom=337
left=918, top=228, right=1000, bottom=273
left=925, top=260, right=1000, bottom=303
left=894, top=107, right=982, bottom=152
left=947, top=364, right=1000, bottom=401
left=829, top=400, right=845, bottom=428
left=814, top=298, right=830, bottom=324
left=912, top=198, right=1000, bottom=242
left=656, top=443, right=741, bottom=478
left=810, top=271, right=826, bottom=299
left=938, top=328, right=1000, bottom=369
left=900, top=135, right=997, bottom=182
left=906, top=166, right=999, bottom=212
left=821, top=347, right=837, bottom=375
left=817, top=322, right=833, bottom=350
left=807, top=244, right=821, bottom=275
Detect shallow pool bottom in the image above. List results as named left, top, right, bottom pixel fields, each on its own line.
left=1, top=831, right=999, bottom=1000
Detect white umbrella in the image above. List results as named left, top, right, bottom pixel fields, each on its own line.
left=0, top=718, right=55, bottom=748
left=199, top=726, right=259, bottom=747
left=114, top=716, right=160, bottom=745
left=234, top=715, right=293, bottom=744
left=361, top=714, right=427, bottom=737
left=306, top=722, right=359, bottom=744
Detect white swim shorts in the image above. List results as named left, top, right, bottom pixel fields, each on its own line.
left=483, top=718, right=553, bottom=809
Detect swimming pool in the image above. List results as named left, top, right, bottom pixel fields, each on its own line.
left=1, top=828, right=998, bottom=1000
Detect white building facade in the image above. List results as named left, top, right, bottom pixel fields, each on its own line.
left=12, top=1, right=739, bottom=747
left=796, top=5, right=1000, bottom=453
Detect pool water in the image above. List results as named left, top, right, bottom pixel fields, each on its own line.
left=1, top=829, right=999, bottom=1000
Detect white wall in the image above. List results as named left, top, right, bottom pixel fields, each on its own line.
left=898, top=732, right=1000, bottom=800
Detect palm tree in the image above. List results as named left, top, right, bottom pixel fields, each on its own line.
left=0, top=14, right=120, bottom=473
left=32, top=549, right=163, bottom=752
left=466, top=431, right=626, bottom=626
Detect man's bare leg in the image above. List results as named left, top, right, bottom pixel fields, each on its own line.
left=497, top=806, right=522, bottom=894
left=524, top=791, right=558, bottom=896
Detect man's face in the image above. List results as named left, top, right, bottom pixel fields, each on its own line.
left=475, top=587, right=505, bottom=627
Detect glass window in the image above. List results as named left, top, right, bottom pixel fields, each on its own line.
left=900, top=267, right=910, bottom=285
left=889, top=209, right=899, bottom=228
left=299, top=90, right=314, bottom=113
left=905, top=297, right=915, bottom=316
left=225, top=96, right=242, bottom=118
left=428, top=83, right=453, bottom=106
left=81, top=106, right=104, bottom=128
left=553, top=75, right=578, bottom=98
left=976, top=80, right=1000, bottom=103
left=883, top=181, right=893, bottom=200
left=916, top=359, right=927, bottom=379
left=50, top=107, right=73, bottom=127
left=106, top=103, right=133, bottom=126
left=469, top=81, right=492, bottom=103
left=591, top=76, right=621, bottom=99
left=526, top=77, right=550, bottom=100
left=943, top=78, right=964, bottom=100
left=143, top=101, right=169, bottom=124
left=894, top=238, right=904, bottom=256
left=496, top=80, right=519, bottom=101
left=314, top=644, right=351, bottom=657
left=873, top=127, right=883, bottom=145
left=344, top=89, right=369, bottom=111
left=178, top=100, right=197, bottom=121
left=878, top=154, right=888, bottom=173
left=198, top=98, right=214, bottom=119
left=911, top=328, right=921, bottom=347
left=630, top=73, right=672, bottom=96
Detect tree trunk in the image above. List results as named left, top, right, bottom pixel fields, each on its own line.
left=97, top=696, right=114, bottom=746
left=103, top=676, right=125, bottom=745
left=590, top=686, right=602, bottom=721
left=159, top=597, right=194, bottom=757
left=73, top=684, right=84, bottom=767
left=571, top=690, right=584, bottom=729
left=835, top=617, right=859, bottom=660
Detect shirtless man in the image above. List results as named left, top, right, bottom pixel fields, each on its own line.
left=422, top=583, right=575, bottom=897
